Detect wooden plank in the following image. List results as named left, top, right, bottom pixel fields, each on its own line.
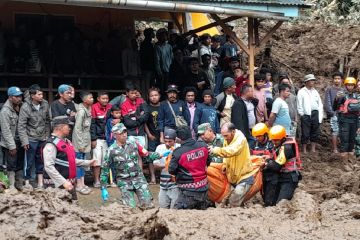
left=182, top=15, right=241, bottom=37
left=248, top=17, right=255, bottom=86
left=255, top=21, right=283, bottom=54
left=210, top=14, right=249, bottom=56
left=254, top=18, right=260, bottom=46
left=170, top=12, right=183, bottom=33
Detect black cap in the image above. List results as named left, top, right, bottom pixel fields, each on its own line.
left=164, top=128, right=177, bottom=140
left=165, top=84, right=180, bottom=93
left=52, top=116, right=74, bottom=127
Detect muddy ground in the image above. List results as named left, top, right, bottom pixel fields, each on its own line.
left=1, top=146, right=360, bottom=240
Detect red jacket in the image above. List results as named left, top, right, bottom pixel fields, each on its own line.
left=90, top=102, right=112, bottom=140
left=235, top=76, right=249, bottom=97
left=121, top=97, right=144, bottom=116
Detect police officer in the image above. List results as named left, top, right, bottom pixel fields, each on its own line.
left=43, top=116, right=95, bottom=199
left=0, top=86, right=24, bottom=192
left=197, top=123, right=224, bottom=163
left=100, top=123, right=159, bottom=208
left=169, top=125, right=211, bottom=209
left=264, top=125, right=302, bottom=206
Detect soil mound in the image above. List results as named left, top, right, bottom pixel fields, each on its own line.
left=0, top=186, right=359, bottom=239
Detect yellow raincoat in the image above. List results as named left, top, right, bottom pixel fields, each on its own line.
left=212, top=130, right=253, bottom=184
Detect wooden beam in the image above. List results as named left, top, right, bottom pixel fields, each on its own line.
left=210, top=14, right=249, bottom=56
left=182, top=12, right=189, bottom=33
left=182, top=15, right=241, bottom=37
left=248, top=17, right=255, bottom=86
left=255, top=21, right=283, bottom=54
left=170, top=12, right=183, bottom=33
left=254, top=18, right=260, bottom=46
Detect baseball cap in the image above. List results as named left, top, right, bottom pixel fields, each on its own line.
left=197, top=123, right=212, bottom=135
left=164, top=128, right=177, bottom=140
left=165, top=84, right=180, bottom=93
left=111, top=123, right=127, bottom=134
left=58, top=84, right=71, bottom=94
left=52, top=116, right=74, bottom=127
left=7, top=86, right=23, bottom=96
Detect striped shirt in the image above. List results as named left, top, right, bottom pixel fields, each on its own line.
left=155, top=143, right=180, bottom=190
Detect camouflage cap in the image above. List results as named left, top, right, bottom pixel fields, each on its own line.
left=197, top=123, right=212, bottom=135
left=111, top=123, right=127, bottom=134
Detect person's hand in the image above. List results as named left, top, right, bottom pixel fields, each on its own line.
left=89, top=160, right=97, bottom=166
left=101, top=187, right=109, bottom=201
left=9, top=149, right=17, bottom=157
left=221, top=165, right=227, bottom=174
left=112, top=119, right=121, bottom=125
left=161, top=150, right=171, bottom=158
left=63, top=181, right=74, bottom=191
left=70, top=111, right=76, bottom=117
left=160, top=136, right=165, bottom=144
left=208, top=146, right=214, bottom=153
left=91, top=141, right=97, bottom=149
left=23, top=144, right=30, bottom=151
left=357, top=128, right=360, bottom=134
left=220, top=112, right=226, bottom=118
left=148, top=134, right=156, bottom=141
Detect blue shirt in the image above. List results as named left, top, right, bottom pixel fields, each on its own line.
left=271, top=98, right=291, bottom=135
left=157, top=100, right=185, bottom=132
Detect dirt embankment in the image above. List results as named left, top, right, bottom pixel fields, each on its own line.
left=1, top=153, right=359, bottom=240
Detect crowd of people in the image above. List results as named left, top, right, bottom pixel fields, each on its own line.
left=1, top=25, right=360, bottom=209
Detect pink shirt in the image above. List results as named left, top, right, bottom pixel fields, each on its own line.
left=188, top=102, right=196, bottom=138
left=253, top=88, right=267, bottom=122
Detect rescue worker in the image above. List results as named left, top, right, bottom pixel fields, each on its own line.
left=333, top=77, right=360, bottom=168
left=169, top=125, right=211, bottom=210
left=250, top=123, right=274, bottom=157
left=100, top=123, right=159, bottom=209
left=197, top=123, right=224, bottom=163
left=264, top=125, right=302, bottom=206
left=43, top=116, right=96, bottom=200
left=209, top=122, right=254, bottom=207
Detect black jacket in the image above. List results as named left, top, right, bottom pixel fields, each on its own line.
left=231, top=98, right=251, bottom=139
left=122, top=103, right=149, bottom=136
left=169, top=139, right=211, bottom=187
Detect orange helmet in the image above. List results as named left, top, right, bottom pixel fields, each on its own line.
left=344, top=77, right=357, bottom=85
left=252, top=123, right=269, bottom=137
left=269, top=125, right=286, bottom=140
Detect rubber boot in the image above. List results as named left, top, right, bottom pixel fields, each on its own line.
left=15, top=170, right=24, bottom=191
left=23, top=179, right=34, bottom=192
left=7, top=171, right=18, bottom=194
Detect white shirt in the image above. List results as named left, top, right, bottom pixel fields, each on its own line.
left=297, top=87, right=323, bottom=123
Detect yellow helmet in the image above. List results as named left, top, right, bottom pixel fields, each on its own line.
left=269, top=125, right=286, bottom=140
left=344, top=77, right=357, bottom=85
left=252, top=123, right=269, bottom=137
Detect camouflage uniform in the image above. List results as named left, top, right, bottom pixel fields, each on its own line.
left=197, top=123, right=224, bottom=163
left=208, top=134, right=224, bottom=163
left=100, top=123, right=158, bottom=208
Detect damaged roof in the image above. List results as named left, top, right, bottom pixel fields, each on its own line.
left=179, top=0, right=311, bottom=7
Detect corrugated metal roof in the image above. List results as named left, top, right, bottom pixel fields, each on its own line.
left=177, top=0, right=310, bottom=7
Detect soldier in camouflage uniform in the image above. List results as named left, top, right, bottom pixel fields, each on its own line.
left=197, top=123, right=224, bottom=163
left=100, top=123, right=160, bottom=208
